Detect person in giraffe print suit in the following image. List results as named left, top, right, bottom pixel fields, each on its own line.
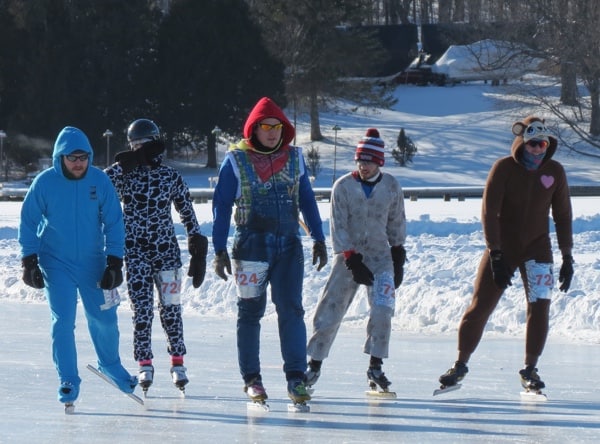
left=105, top=118, right=208, bottom=393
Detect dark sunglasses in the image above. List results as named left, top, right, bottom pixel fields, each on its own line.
left=526, top=140, right=549, bottom=149
left=65, top=153, right=89, bottom=162
left=257, top=122, right=283, bottom=131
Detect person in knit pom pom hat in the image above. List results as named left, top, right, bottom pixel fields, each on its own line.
left=437, top=115, right=574, bottom=394
left=305, top=128, right=407, bottom=394
left=355, top=128, right=385, bottom=166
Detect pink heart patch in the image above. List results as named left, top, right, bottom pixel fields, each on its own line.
left=541, top=175, right=554, bottom=189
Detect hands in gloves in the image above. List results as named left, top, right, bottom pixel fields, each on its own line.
left=22, top=254, right=44, bottom=289
left=489, top=250, right=513, bottom=289
left=214, top=250, right=232, bottom=281
left=100, top=255, right=124, bottom=290
left=558, top=254, right=574, bottom=292
left=114, top=150, right=143, bottom=174
left=138, top=140, right=165, bottom=167
left=114, top=140, right=165, bottom=173
left=345, top=252, right=375, bottom=286
left=391, top=245, right=406, bottom=289
left=188, top=234, right=208, bottom=288
left=312, top=241, right=327, bottom=271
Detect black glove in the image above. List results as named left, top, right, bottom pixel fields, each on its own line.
left=214, top=250, right=232, bottom=281
left=558, top=254, right=574, bottom=292
left=345, top=252, right=375, bottom=286
left=312, top=241, right=327, bottom=271
left=22, top=254, right=44, bottom=289
left=114, top=150, right=142, bottom=174
left=489, top=250, right=513, bottom=289
left=100, top=256, right=124, bottom=290
left=139, top=140, right=165, bottom=166
left=391, top=245, right=406, bottom=289
left=188, top=234, right=208, bottom=288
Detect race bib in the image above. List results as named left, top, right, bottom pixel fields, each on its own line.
left=157, top=269, right=182, bottom=306
left=234, top=260, right=269, bottom=300
left=100, top=288, right=121, bottom=310
left=524, top=260, right=554, bottom=302
left=373, top=272, right=396, bottom=310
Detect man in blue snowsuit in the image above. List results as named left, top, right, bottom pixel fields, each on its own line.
left=212, top=97, right=328, bottom=405
left=19, top=126, right=136, bottom=407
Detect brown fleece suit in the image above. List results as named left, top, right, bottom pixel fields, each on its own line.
left=456, top=116, right=573, bottom=365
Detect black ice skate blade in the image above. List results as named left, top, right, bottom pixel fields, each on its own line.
left=64, top=402, right=75, bottom=414
left=520, top=390, right=547, bottom=402
left=365, top=389, right=397, bottom=399
left=433, top=383, right=462, bottom=396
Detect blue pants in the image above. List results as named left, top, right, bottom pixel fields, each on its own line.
left=235, top=235, right=307, bottom=382
left=43, top=261, right=126, bottom=386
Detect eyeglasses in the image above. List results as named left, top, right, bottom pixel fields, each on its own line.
left=526, top=139, right=549, bottom=149
left=65, top=153, right=89, bottom=162
left=257, top=122, right=283, bottom=131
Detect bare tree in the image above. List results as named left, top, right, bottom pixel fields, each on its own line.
left=250, top=0, right=395, bottom=141
left=532, top=0, right=600, bottom=145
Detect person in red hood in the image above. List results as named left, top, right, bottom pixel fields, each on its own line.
left=437, top=116, right=574, bottom=395
left=212, top=97, right=327, bottom=406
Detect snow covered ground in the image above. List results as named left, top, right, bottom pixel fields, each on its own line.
left=1, top=78, right=600, bottom=442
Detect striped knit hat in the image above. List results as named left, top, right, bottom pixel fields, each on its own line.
left=355, top=128, right=385, bottom=166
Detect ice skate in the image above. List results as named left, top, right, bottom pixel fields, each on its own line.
left=287, top=378, right=311, bottom=412
left=366, top=367, right=396, bottom=399
left=138, top=365, right=154, bottom=395
left=244, top=376, right=269, bottom=411
left=439, top=361, right=468, bottom=388
left=170, top=365, right=189, bottom=392
left=519, top=365, right=545, bottom=391
left=519, top=365, right=548, bottom=401
left=59, top=381, right=79, bottom=413
left=304, top=360, right=321, bottom=393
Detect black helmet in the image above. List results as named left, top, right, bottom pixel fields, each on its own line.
left=127, top=118, right=160, bottom=142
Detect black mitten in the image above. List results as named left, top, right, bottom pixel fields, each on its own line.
left=22, top=254, right=44, bottom=289
left=114, top=150, right=142, bottom=174
left=345, top=252, right=375, bottom=286
left=312, top=241, right=328, bottom=271
left=558, top=254, right=574, bottom=292
left=100, top=256, right=124, bottom=290
left=489, top=250, right=513, bottom=289
left=214, top=250, right=232, bottom=281
left=187, top=234, right=208, bottom=288
left=139, top=140, right=165, bottom=166
left=391, top=245, right=406, bottom=289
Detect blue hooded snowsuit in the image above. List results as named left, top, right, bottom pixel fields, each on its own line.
left=19, top=126, right=132, bottom=399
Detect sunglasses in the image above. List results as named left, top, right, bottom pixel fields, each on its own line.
left=129, top=138, right=153, bottom=150
left=65, top=153, right=89, bottom=162
left=257, top=122, right=283, bottom=131
left=526, top=139, right=549, bottom=149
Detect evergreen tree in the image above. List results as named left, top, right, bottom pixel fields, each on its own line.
left=156, top=0, right=285, bottom=167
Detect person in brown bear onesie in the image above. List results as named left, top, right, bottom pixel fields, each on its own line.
left=438, top=116, right=574, bottom=393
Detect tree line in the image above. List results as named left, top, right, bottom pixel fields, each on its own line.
left=1, top=0, right=599, bottom=177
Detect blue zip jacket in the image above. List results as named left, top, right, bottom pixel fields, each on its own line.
left=19, top=126, right=124, bottom=269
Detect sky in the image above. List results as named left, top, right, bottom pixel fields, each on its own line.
left=1, top=75, right=599, bottom=442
